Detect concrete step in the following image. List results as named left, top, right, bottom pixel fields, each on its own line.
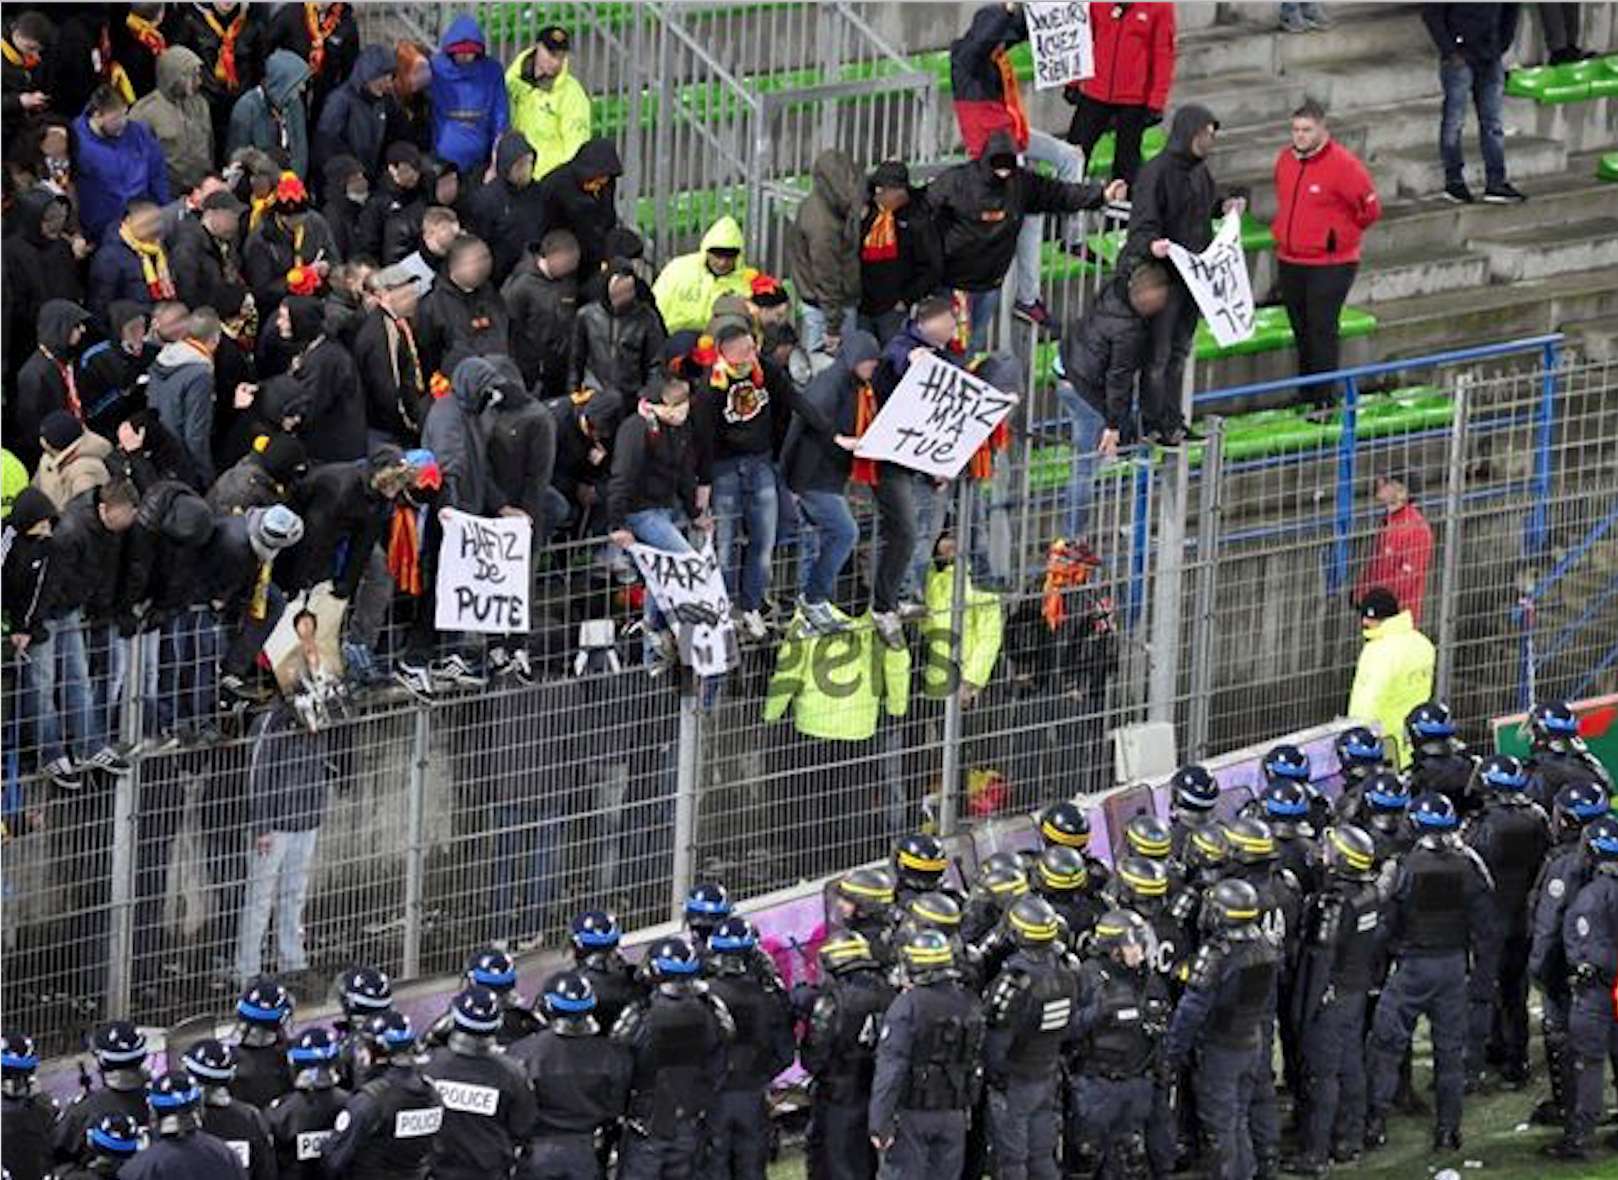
left=1351, top=244, right=1492, bottom=304
left=1371, top=168, right=1618, bottom=255
left=1471, top=217, right=1618, bottom=283
left=1563, top=314, right=1618, bottom=362
left=1379, top=134, right=1569, bottom=198
left=1276, top=5, right=1431, bottom=70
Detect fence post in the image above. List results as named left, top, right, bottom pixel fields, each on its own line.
left=1126, top=456, right=1152, bottom=630
left=937, top=477, right=974, bottom=838
left=1148, top=445, right=1189, bottom=727
left=1187, top=417, right=1225, bottom=759
left=106, top=631, right=146, bottom=1018
left=1526, top=338, right=1561, bottom=556
left=402, top=705, right=429, bottom=979
left=670, top=684, right=702, bottom=921
left=1329, top=375, right=1361, bottom=596
left=1435, top=380, right=1471, bottom=699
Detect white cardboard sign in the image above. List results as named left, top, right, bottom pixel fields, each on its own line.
left=434, top=509, right=531, bottom=634
left=627, top=537, right=738, bottom=677
left=1167, top=210, right=1257, bottom=349
left=853, top=353, right=1018, bottom=479
left=1027, top=2, right=1094, bottom=90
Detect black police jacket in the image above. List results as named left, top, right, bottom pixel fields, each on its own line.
left=801, top=967, right=897, bottom=1106
left=422, top=1043, right=538, bottom=1180
left=52, top=1084, right=147, bottom=1167
left=1466, top=799, right=1552, bottom=937
left=506, top=1025, right=632, bottom=1134
left=1072, top=957, right=1171, bottom=1078
left=265, top=1085, right=350, bottom=1180
left=1388, top=836, right=1496, bottom=956
left=319, top=1065, right=443, bottom=1180
left=706, top=971, right=797, bottom=1092
left=232, top=1041, right=295, bottom=1111
left=202, top=1094, right=276, bottom=1180
left=613, top=984, right=734, bottom=1137
left=120, top=1130, right=249, bottom=1179
left=869, top=979, right=984, bottom=1135
left=3, top=1089, right=59, bottom=1180
left=1168, top=934, right=1280, bottom=1056
left=1293, top=882, right=1382, bottom=1029
left=985, top=948, right=1081, bottom=1083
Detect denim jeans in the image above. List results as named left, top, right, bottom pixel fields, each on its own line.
left=799, top=303, right=857, bottom=356
left=490, top=799, right=557, bottom=938
left=968, top=288, right=1001, bottom=355
left=1440, top=56, right=1507, bottom=188
left=1057, top=380, right=1107, bottom=541
left=157, top=609, right=219, bottom=733
left=795, top=489, right=859, bottom=606
left=1016, top=129, right=1083, bottom=305
left=25, top=613, right=117, bottom=762
left=234, top=827, right=318, bottom=982
left=624, top=506, right=694, bottom=641
left=711, top=452, right=779, bottom=612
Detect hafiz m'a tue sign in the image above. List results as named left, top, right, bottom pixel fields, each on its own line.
left=854, top=353, right=1018, bottom=480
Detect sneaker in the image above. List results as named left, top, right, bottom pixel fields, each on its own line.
left=394, top=659, right=436, bottom=702
left=42, top=756, right=83, bottom=791
left=1330, top=1143, right=1361, bottom=1166
left=872, top=610, right=905, bottom=650
left=1442, top=181, right=1474, bottom=204
left=1362, top=1116, right=1387, bottom=1151
left=1279, top=14, right=1308, bottom=32
left=1483, top=181, right=1528, bottom=204
left=645, top=629, right=678, bottom=677
left=1433, top=1129, right=1461, bottom=1152
left=219, top=673, right=264, bottom=709
left=1012, top=299, right=1054, bottom=330
left=896, top=598, right=928, bottom=622
left=431, top=653, right=487, bottom=689
left=80, top=744, right=132, bottom=775
left=1304, top=11, right=1333, bottom=29
left=800, top=599, right=849, bottom=636
left=738, top=609, right=769, bottom=643
left=508, top=648, right=534, bottom=684
left=341, top=641, right=380, bottom=686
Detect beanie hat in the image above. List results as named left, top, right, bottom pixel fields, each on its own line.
left=249, top=505, right=304, bottom=554
left=274, top=172, right=310, bottom=214
left=1359, top=587, right=1400, bottom=621
left=871, top=159, right=910, bottom=189
left=40, top=410, right=83, bottom=452
left=385, top=141, right=423, bottom=169
left=282, top=296, right=325, bottom=346
left=252, top=431, right=309, bottom=484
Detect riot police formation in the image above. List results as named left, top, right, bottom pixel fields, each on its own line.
left=120, top=1071, right=248, bottom=1180
left=2, top=1031, right=58, bottom=1180
left=1405, top=701, right=1481, bottom=815
left=1261, top=744, right=1331, bottom=850
left=232, top=979, right=297, bottom=1110
left=425, top=949, right=543, bottom=1049
left=893, top=832, right=964, bottom=909
left=1036, top=801, right=1112, bottom=897
left=831, top=866, right=904, bottom=968
left=319, top=1012, right=443, bottom=1180
left=422, top=987, right=538, bottom=1180
left=1332, top=727, right=1393, bottom=822
left=52, top=1022, right=151, bottom=1168
left=180, top=1040, right=276, bottom=1180
left=1032, top=845, right=1103, bottom=944
left=263, top=1029, right=351, bottom=1180
left=1525, top=701, right=1614, bottom=810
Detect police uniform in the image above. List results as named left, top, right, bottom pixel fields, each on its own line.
left=319, top=1065, right=444, bottom=1179
left=982, top=946, right=1080, bottom=1180
left=612, top=983, right=735, bottom=1178
left=867, top=976, right=985, bottom=1177
left=703, top=967, right=795, bottom=1180
left=422, top=1040, right=537, bottom=1180
left=1555, top=865, right=1618, bottom=1150
left=1526, top=834, right=1593, bottom=1123
left=1408, top=743, right=1478, bottom=816
left=119, top=1129, right=249, bottom=1179
left=505, top=1025, right=631, bottom=1179
left=265, top=1086, right=351, bottom=1180
left=1525, top=745, right=1611, bottom=813
left=576, top=949, right=645, bottom=1036
left=199, top=1091, right=276, bottom=1180
left=424, top=1003, right=543, bottom=1051
left=52, top=1086, right=148, bottom=1167
left=800, top=962, right=897, bottom=1180
left=2, top=1088, right=59, bottom=1180
left=1225, top=861, right=1302, bottom=1103
left=232, top=1040, right=294, bottom=1111
left=1067, top=956, right=1170, bottom=1178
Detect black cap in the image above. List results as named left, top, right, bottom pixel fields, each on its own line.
left=1358, top=587, right=1400, bottom=621
left=386, top=141, right=423, bottom=169
left=871, top=159, right=909, bottom=189
left=537, top=24, right=571, bottom=52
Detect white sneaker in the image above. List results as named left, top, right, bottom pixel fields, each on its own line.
left=800, top=600, right=849, bottom=635
left=43, top=756, right=84, bottom=790
left=431, top=654, right=487, bottom=689
left=872, top=610, right=905, bottom=650
left=509, top=649, right=534, bottom=683
left=394, top=660, right=436, bottom=701
left=738, top=609, right=769, bottom=643
left=645, top=630, right=678, bottom=677
left=80, top=744, right=132, bottom=775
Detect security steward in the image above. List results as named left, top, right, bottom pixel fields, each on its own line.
left=264, top=1028, right=351, bottom=1180
left=320, top=1012, right=443, bottom=1179
left=181, top=1040, right=276, bottom=1180
left=52, top=1022, right=151, bottom=1167
left=3, top=1030, right=58, bottom=1180
left=120, top=1071, right=248, bottom=1180
left=423, top=987, right=537, bottom=1180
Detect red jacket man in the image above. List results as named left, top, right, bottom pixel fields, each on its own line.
left=1355, top=472, right=1433, bottom=625
left=1062, top=2, right=1175, bottom=185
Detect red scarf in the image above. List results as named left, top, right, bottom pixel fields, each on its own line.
left=861, top=207, right=899, bottom=263
left=304, top=3, right=345, bottom=77
left=387, top=505, right=424, bottom=595
left=42, top=347, right=83, bottom=422
left=203, top=6, right=247, bottom=89
left=850, top=382, right=879, bottom=487
left=125, top=10, right=167, bottom=57
left=990, top=45, right=1029, bottom=149
left=1040, top=539, right=1099, bottom=632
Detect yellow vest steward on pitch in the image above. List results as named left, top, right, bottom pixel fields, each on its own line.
left=504, top=52, right=593, bottom=182
left=764, top=610, right=911, bottom=742
left=1347, top=610, right=1435, bottom=769
left=922, top=561, right=1004, bottom=698
left=652, top=216, right=756, bottom=334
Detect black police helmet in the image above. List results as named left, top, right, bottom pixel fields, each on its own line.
left=147, top=1070, right=201, bottom=1116
left=1478, top=754, right=1528, bottom=792
left=1171, top=764, right=1220, bottom=812
left=1207, top=878, right=1262, bottom=930
left=237, top=977, right=292, bottom=1027
left=707, top=916, right=759, bottom=956
left=1555, top=780, right=1610, bottom=827
left=1114, top=855, right=1169, bottom=900
left=287, top=1027, right=340, bottom=1069
left=340, top=965, right=393, bottom=1014
left=1040, top=801, right=1091, bottom=849
left=181, top=1038, right=237, bottom=1084
left=1363, top=772, right=1411, bottom=813
left=1530, top=700, right=1579, bottom=745
left=1222, top=816, right=1278, bottom=864
left=906, top=891, right=964, bottom=930
left=894, top=832, right=948, bottom=884
left=836, top=866, right=897, bottom=915
left=1006, top=895, right=1062, bottom=947
left=87, top=1112, right=142, bottom=1159
left=541, top=970, right=597, bottom=1018
left=451, top=986, right=502, bottom=1035
left=1406, top=700, right=1456, bottom=742
left=92, top=1021, right=148, bottom=1069
left=1323, top=824, right=1379, bottom=882
left=1124, top=814, right=1172, bottom=859
left=571, top=909, right=622, bottom=950
left=1262, top=779, right=1310, bottom=821
left=1, top=1031, right=37, bottom=1077
left=684, top=881, right=731, bottom=924
left=899, top=927, right=956, bottom=978
left=360, top=1010, right=416, bottom=1053
left=1410, top=791, right=1459, bottom=831
left=1183, top=824, right=1230, bottom=873
left=818, top=930, right=879, bottom=974
left=1585, top=815, right=1618, bottom=865
left=1092, top=907, right=1153, bottom=953
left=1335, top=726, right=1385, bottom=770
left=1035, top=845, right=1089, bottom=893
left=1263, top=743, right=1310, bottom=782
left=465, top=947, right=518, bottom=991
left=646, top=936, right=702, bottom=980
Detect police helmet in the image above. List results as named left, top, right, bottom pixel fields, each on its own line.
left=359, top=1010, right=417, bottom=1055
left=339, top=966, right=393, bottom=1015
left=684, top=881, right=732, bottom=925
left=1114, top=855, right=1169, bottom=901
left=1335, top=727, right=1386, bottom=774
left=977, top=864, right=1030, bottom=901
left=237, top=977, right=292, bottom=1027
left=451, top=986, right=502, bottom=1035
left=465, top=947, right=518, bottom=992
left=836, top=866, right=898, bottom=916
left=894, top=832, right=949, bottom=888
left=1124, top=814, right=1173, bottom=860
left=1183, top=825, right=1231, bottom=875
left=1410, top=791, right=1458, bottom=831
left=1006, top=895, right=1062, bottom=947
left=1, top=1031, right=37, bottom=1078
left=1262, top=779, right=1310, bottom=821
left=87, top=1112, right=142, bottom=1160
left=1406, top=700, right=1456, bottom=742
left=1363, top=772, right=1411, bottom=814
left=819, top=931, right=879, bottom=975
left=977, top=850, right=1022, bottom=879
left=571, top=909, right=622, bottom=951
left=147, top=1071, right=202, bottom=1135
left=1222, top=816, right=1278, bottom=864
left=707, top=916, right=759, bottom=955
left=541, top=970, right=597, bottom=1018
left=1477, top=754, right=1528, bottom=793
left=1263, top=744, right=1311, bottom=783
left=1207, top=878, right=1263, bottom=932
left=1530, top=701, right=1580, bottom=746
left=906, top=891, right=964, bottom=931
left=1323, top=824, right=1379, bottom=882
left=286, top=1028, right=340, bottom=1071
left=646, top=936, right=702, bottom=980
left=1172, top=764, right=1220, bottom=812
left=1585, top=816, right=1618, bottom=868
left=92, top=1022, right=148, bottom=1071
left=1091, top=908, right=1155, bottom=955
left=1554, top=780, right=1610, bottom=828
left=899, top=927, right=956, bottom=981
left=181, top=1038, right=237, bottom=1084
left=1035, top=845, right=1089, bottom=893
left=1040, top=801, right=1091, bottom=849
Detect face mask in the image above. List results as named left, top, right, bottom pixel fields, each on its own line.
left=347, top=188, right=369, bottom=206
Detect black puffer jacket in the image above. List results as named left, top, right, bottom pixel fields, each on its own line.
left=550, top=390, right=624, bottom=509
left=354, top=174, right=427, bottom=265
left=242, top=211, right=343, bottom=319
left=168, top=216, right=245, bottom=312
left=280, top=459, right=389, bottom=596
left=786, top=149, right=863, bottom=320
left=2, top=488, right=58, bottom=641
left=312, top=44, right=397, bottom=181
left=502, top=255, right=578, bottom=397
left=467, top=130, right=546, bottom=284
left=1057, top=274, right=1152, bottom=432
left=4, top=190, right=84, bottom=360
left=570, top=285, right=667, bottom=399
left=858, top=188, right=943, bottom=319
left=48, top=486, right=126, bottom=620
left=124, top=478, right=215, bottom=613
left=607, top=401, right=701, bottom=529
left=535, top=137, right=623, bottom=277
left=1116, top=103, right=1224, bottom=278
left=415, top=276, right=511, bottom=381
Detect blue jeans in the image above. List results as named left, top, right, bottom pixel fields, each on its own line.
left=1016, top=128, right=1083, bottom=305
left=794, top=489, right=858, bottom=606
left=234, top=827, right=319, bottom=982
left=157, top=609, right=219, bottom=733
left=968, top=288, right=1000, bottom=355
left=1440, top=56, right=1507, bottom=188
left=1057, top=380, right=1107, bottom=541
left=711, top=453, right=779, bottom=612
left=24, top=613, right=115, bottom=761
left=799, top=303, right=856, bottom=356
left=624, top=506, right=694, bottom=639
left=1280, top=2, right=1323, bottom=19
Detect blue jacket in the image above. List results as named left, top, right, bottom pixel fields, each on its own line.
left=70, top=115, right=169, bottom=243
left=227, top=49, right=312, bottom=176
left=429, top=16, right=509, bottom=174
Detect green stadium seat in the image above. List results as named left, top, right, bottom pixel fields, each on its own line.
left=1506, top=55, right=1618, bottom=103
left=1084, top=126, right=1167, bottom=178
left=1599, top=153, right=1618, bottom=182
left=1193, top=304, right=1377, bottom=361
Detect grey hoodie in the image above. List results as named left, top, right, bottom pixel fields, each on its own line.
left=422, top=355, right=504, bottom=514
left=227, top=49, right=312, bottom=175
left=130, top=46, right=213, bottom=193
left=148, top=339, right=217, bottom=489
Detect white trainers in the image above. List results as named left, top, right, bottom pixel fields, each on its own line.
left=800, top=599, right=849, bottom=635
left=738, top=609, right=769, bottom=643
left=42, top=756, right=83, bottom=790
left=645, top=629, right=678, bottom=677
left=431, top=654, right=487, bottom=689
left=872, top=610, right=906, bottom=650
left=394, top=659, right=436, bottom=701
left=80, top=744, right=133, bottom=775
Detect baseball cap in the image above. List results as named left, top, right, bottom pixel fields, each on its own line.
left=537, top=25, right=571, bottom=52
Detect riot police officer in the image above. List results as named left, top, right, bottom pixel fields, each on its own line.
left=53, top=1111, right=140, bottom=1180
left=1286, top=824, right=1382, bottom=1176
left=1526, top=780, right=1611, bottom=1127
left=332, top=966, right=395, bottom=1091
left=894, top=833, right=963, bottom=908
left=425, top=948, right=542, bottom=1048
left=684, top=880, right=734, bottom=946
left=1543, top=816, right=1618, bottom=1160
left=900, top=891, right=984, bottom=990
left=1355, top=772, right=1414, bottom=863
left=612, top=936, right=735, bottom=1179
left=1365, top=792, right=1496, bottom=1153
left=321, top=1012, right=443, bottom=1179
left=1405, top=702, right=1478, bottom=816
left=264, top=1028, right=351, bottom=1180
left=52, top=1022, right=151, bottom=1167
left=2, top=1030, right=58, bottom=1180
left=120, top=1071, right=248, bottom=1180
left=961, top=860, right=1030, bottom=947
left=1221, top=817, right=1304, bottom=1097
left=505, top=971, right=631, bottom=1179
left=1524, top=701, right=1613, bottom=811
left=181, top=1040, right=276, bottom=1180
left=801, top=931, right=898, bottom=1180
left=1066, top=909, right=1170, bottom=1180
left=982, top=896, right=1080, bottom=1180
left=1463, top=754, right=1552, bottom=1088
left=703, top=918, right=796, bottom=1179
left=1260, top=779, right=1321, bottom=896
left=1123, top=814, right=1174, bottom=864
left=832, top=866, right=903, bottom=968
left=1263, top=742, right=1331, bottom=834
left=1032, top=845, right=1101, bottom=945
left=423, top=987, right=537, bottom=1180
left=1167, top=764, right=1222, bottom=862
left=232, top=978, right=295, bottom=1109
left=570, top=909, right=644, bottom=1034
left=1037, top=802, right=1111, bottom=896
left=1106, top=856, right=1189, bottom=981
left=868, top=929, right=985, bottom=1178
left=1332, top=727, right=1391, bottom=822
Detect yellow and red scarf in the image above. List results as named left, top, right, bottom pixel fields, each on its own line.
left=203, top=6, right=247, bottom=89
left=990, top=45, right=1029, bottom=149
left=120, top=223, right=176, bottom=300
left=850, top=381, right=879, bottom=487
left=126, top=10, right=167, bottom=58
left=1, top=38, right=40, bottom=71
left=1040, top=539, right=1099, bottom=632
left=304, top=3, right=345, bottom=78
left=40, top=345, right=83, bottom=421
left=387, top=505, right=424, bottom=595
left=861, top=207, right=898, bottom=263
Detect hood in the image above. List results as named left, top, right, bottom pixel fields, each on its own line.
left=450, top=355, right=508, bottom=416
left=963, top=3, right=1026, bottom=47
left=1167, top=103, right=1218, bottom=157
left=438, top=14, right=486, bottom=57
left=979, top=129, right=1020, bottom=177
left=263, top=49, right=311, bottom=109
left=811, top=149, right=862, bottom=215
left=569, top=137, right=622, bottom=182
left=838, top=329, right=881, bottom=369
left=13, top=188, right=67, bottom=248
left=36, top=299, right=92, bottom=355
left=494, top=130, right=536, bottom=181
left=108, top=300, right=148, bottom=341
left=163, top=490, right=215, bottom=546
left=8, top=486, right=57, bottom=535
left=283, top=296, right=326, bottom=347
left=154, top=339, right=212, bottom=373
left=580, top=390, right=625, bottom=439
left=257, top=376, right=313, bottom=425
left=347, top=43, right=394, bottom=93
left=484, top=355, right=532, bottom=409
left=699, top=215, right=745, bottom=254
left=1363, top=610, right=1415, bottom=641
left=155, top=45, right=204, bottom=100
left=322, top=154, right=366, bottom=198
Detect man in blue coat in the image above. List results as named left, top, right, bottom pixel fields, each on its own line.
left=313, top=43, right=398, bottom=186
left=429, top=16, right=509, bottom=175
left=72, top=85, right=170, bottom=244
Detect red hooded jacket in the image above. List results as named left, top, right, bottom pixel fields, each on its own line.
left=1070, top=2, right=1176, bottom=112
left=1354, top=503, right=1433, bottom=626
left=1272, top=137, right=1381, bottom=266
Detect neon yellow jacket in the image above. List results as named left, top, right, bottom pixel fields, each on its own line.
left=764, top=610, right=911, bottom=741
left=504, top=52, right=593, bottom=181
left=652, top=216, right=755, bottom=333
left=1347, top=610, right=1435, bottom=768
left=1, top=448, right=28, bottom=520
left=922, top=561, right=1004, bottom=697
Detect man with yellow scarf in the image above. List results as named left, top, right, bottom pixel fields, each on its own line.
left=87, top=198, right=175, bottom=318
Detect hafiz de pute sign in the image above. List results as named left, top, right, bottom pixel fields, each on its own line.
left=435, top=509, right=531, bottom=634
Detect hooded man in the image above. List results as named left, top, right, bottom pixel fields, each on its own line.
left=3, top=189, right=86, bottom=366
left=169, top=189, right=248, bottom=312
left=1347, top=588, right=1436, bottom=769
left=206, top=423, right=308, bottom=515
left=653, top=215, right=754, bottom=334
left=312, top=44, right=397, bottom=183
left=16, top=299, right=94, bottom=471
left=428, top=15, right=510, bottom=175
left=3, top=487, right=59, bottom=659
left=226, top=48, right=312, bottom=177
left=263, top=0, right=357, bottom=126
left=354, top=141, right=427, bottom=265
left=147, top=307, right=223, bottom=488
left=415, top=234, right=511, bottom=380
left=468, top=129, right=546, bottom=284
left=73, top=86, right=171, bottom=245
left=547, top=387, right=623, bottom=537
left=503, top=227, right=580, bottom=397
left=535, top=135, right=623, bottom=277
left=505, top=24, right=592, bottom=183
left=1115, top=102, right=1244, bottom=447
left=787, top=148, right=864, bottom=356
left=482, top=353, right=558, bottom=558
left=274, top=295, right=365, bottom=464
left=318, top=155, right=369, bottom=260
left=857, top=160, right=942, bottom=346
left=130, top=45, right=213, bottom=194
left=571, top=260, right=667, bottom=401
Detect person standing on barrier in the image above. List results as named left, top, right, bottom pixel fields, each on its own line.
left=120, top=1071, right=248, bottom=1180
left=264, top=1029, right=351, bottom=1180
left=1346, top=590, right=1435, bottom=771
left=1364, top=792, right=1496, bottom=1155
left=1524, top=701, right=1614, bottom=812
left=422, top=987, right=536, bottom=1180
left=52, top=1022, right=150, bottom=1168
left=182, top=1040, right=276, bottom=1180
left=320, top=1012, right=442, bottom=1180
left=868, top=928, right=985, bottom=1178
left=2, top=1030, right=58, bottom=1180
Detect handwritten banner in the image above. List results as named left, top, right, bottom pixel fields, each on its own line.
left=1167, top=210, right=1256, bottom=349
left=434, top=510, right=531, bottom=634
left=1027, top=2, right=1094, bottom=90
left=627, top=537, right=738, bottom=678
left=854, top=353, right=1018, bottom=479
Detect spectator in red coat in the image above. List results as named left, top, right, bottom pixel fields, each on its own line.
left=1271, top=99, right=1380, bottom=412
left=1355, top=469, right=1433, bottom=626
left=1063, top=2, right=1176, bottom=186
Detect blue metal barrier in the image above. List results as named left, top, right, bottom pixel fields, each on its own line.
left=1514, top=498, right=1618, bottom=708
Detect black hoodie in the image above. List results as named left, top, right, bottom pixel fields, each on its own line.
left=502, top=248, right=579, bottom=398
left=16, top=300, right=94, bottom=471
left=482, top=357, right=559, bottom=528
left=1116, top=103, right=1227, bottom=279
left=312, top=44, right=398, bottom=182
left=1059, top=273, right=1153, bottom=433
left=927, top=128, right=1110, bottom=292
left=781, top=330, right=882, bottom=494
left=2, top=487, right=58, bottom=641
left=320, top=155, right=369, bottom=260
left=467, top=130, right=547, bottom=284
left=354, top=172, right=427, bottom=265
left=3, top=191, right=84, bottom=354
left=536, top=137, right=624, bottom=276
